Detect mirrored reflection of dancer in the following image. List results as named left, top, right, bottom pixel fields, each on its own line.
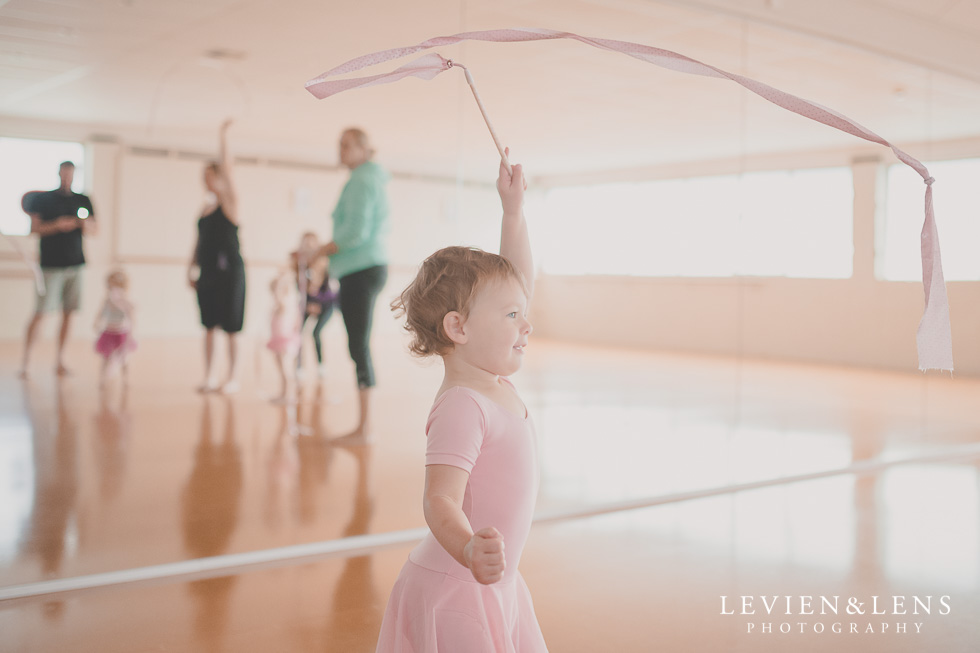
left=264, top=403, right=303, bottom=530
left=20, top=378, right=79, bottom=621
left=21, top=378, right=79, bottom=580
left=92, top=380, right=132, bottom=503
left=188, top=119, right=246, bottom=394
left=181, top=394, right=243, bottom=560
left=324, top=446, right=380, bottom=653
left=295, top=385, right=334, bottom=524
left=266, top=383, right=334, bottom=529
left=181, top=394, right=243, bottom=649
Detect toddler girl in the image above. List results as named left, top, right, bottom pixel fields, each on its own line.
left=94, top=269, right=137, bottom=385
left=267, top=269, right=302, bottom=403
left=376, top=154, right=547, bottom=651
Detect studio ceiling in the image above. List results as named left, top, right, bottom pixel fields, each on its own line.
left=2, top=0, right=980, bottom=181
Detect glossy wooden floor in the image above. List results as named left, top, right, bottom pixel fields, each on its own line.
left=1, top=335, right=978, bottom=652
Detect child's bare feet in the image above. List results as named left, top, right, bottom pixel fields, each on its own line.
left=217, top=379, right=239, bottom=395
left=289, top=423, right=313, bottom=437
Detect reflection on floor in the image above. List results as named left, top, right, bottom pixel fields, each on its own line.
left=0, top=337, right=977, bottom=652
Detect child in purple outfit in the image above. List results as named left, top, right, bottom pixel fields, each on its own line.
left=292, top=231, right=338, bottom=379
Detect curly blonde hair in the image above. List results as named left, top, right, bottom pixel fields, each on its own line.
left=392, top=246, right=528, bottom=358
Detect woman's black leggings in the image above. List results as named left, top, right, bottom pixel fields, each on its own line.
left=338, top=265, right=388, bottom=389
left=300, top=301, right=334, bottom=365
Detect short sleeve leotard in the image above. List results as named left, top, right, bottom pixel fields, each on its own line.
left=376, top=379, right=549, bottom=652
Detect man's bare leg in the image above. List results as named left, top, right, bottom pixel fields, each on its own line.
left=55, top=309, right=73, bottom=375
left=19, top=312, right=44, bottom=378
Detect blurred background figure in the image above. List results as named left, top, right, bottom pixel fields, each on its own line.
left=20, top=160, right=97, bottom=378
left=293, top=231, right=337, bottom=383
left=318, top=128, right=389, bottom=444
left=93, top=269, right=137, bottom=387
left=188, top=120, right=245, bottom=394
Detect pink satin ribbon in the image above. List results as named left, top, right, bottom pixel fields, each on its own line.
left=306, top=27, right=953, bottom=371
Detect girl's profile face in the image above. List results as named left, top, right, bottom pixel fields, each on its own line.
left=455, top=276, right=532, bottom=377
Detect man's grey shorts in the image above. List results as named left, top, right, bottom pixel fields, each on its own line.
left=36, top=265, right=83, bottom=313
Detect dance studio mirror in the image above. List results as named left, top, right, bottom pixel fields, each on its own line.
left=3, top=3, right=980, bottom=651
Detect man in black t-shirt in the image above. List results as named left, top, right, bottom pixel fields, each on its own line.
left=19, top=161, right=98, bottom=377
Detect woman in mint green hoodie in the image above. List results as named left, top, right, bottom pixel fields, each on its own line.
left=320, top=128, right=389, bottom=444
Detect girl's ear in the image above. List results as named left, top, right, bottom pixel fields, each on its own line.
left=442, top=311, right=467, bottom=345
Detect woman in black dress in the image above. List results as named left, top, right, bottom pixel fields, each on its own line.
left=187, top=119, right=246, bottom=393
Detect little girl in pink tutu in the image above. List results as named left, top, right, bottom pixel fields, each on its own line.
left=94, top=269, right=137, bottom=386
left=377, top=152, right=547, bottom=652
left=267, top=269, right=302, bottom=403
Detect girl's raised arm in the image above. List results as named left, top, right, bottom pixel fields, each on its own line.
left=217, top=119, right=239, bottom=224
left=187, top=236, right=199, bottom=289
left=496, top=152, right=533, bottom=299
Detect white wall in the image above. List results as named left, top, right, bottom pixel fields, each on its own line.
left=530, top=156, right=980, bottom=376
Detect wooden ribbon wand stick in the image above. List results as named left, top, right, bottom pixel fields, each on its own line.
left=447, top=60, right=512, bottom=174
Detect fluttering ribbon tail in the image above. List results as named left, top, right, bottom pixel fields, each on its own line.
left=916, top=179, right=953, bottom=371
left=305, top=27, right=953, bottom=371
left=305, top=52, right=450, bottom=99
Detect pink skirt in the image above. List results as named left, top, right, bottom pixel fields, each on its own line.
left=267, top=313, right=300, bottom=355
left=95, top=330, right=137, bottom=359
left=266, top=333, right=300, bottom=355
left=376, top=560, right=548, bottom=652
